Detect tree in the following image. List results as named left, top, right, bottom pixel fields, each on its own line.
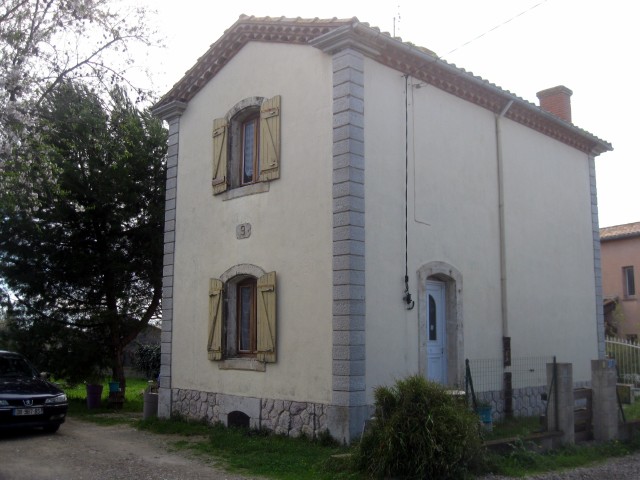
left=0, top=81, right=166, bottom=390
left=0, top=0, right=158, bottom=161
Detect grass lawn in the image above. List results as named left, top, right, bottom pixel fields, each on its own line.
left=62, top=384, right=640, bottom=480
left=63, top=377, right=149, bottom=422
left=63, top=379, right=362, bottom=479
left=138, top=418, right=363, bottom=480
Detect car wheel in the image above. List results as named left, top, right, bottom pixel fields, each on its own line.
left=43, top=424, right=60, bottom=434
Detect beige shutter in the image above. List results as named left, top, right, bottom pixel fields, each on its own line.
left=258, top=96, right=281, bottom=182
left=208, top=278, right=223, bottom=360
left=212, top=118, right=228, bottom=194
left=256, top=271, right=276, bottom=363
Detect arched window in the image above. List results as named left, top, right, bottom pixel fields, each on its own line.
left=208, top=265, right=277, bottom=364
left=212, top=96, right=281, bottom=195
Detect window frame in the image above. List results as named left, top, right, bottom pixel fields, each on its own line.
left=623, top=266, right=636, bottom=298
left=236, top=277, right=257, bottom=355
left=209, top=266, right=277, bottom=370
left=240, top=114, right=260, bottom=186
left=211, top=96, right=281, bottom=198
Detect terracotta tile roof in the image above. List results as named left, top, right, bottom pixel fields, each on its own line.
left=153, top=14, right=612, bottom=156
left=600, top=222, right=640, bottom=241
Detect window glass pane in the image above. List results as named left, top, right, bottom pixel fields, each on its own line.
left=239, top=286, right=252, bottom=351
left=428, top=294, right=437, bottom=341
left=242, top=121, right=255, bottom=184
left=624, top=266, right=636, bottom=296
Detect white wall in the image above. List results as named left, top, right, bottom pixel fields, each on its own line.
left=363, top=59, right=502, bottom=397
left=501, top=121, right=598, bottom=381
left=172, top=42, right=334, bottom=403
left=363, top=57, right=598, bottom=399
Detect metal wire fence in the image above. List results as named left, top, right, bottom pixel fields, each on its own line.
left=465, top=356, right=554, bottom=419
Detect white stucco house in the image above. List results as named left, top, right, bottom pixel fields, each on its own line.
left=152, top=15, right=611, bottom=442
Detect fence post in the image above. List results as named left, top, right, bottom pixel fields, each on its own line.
left=591, top=359, right=619, bottom=441
left=546, top=361, right=574, bottom=445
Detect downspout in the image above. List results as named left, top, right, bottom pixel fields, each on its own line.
left=496, top=100, right=512, bottom=340
left=496, top=100, right=513, bottom=418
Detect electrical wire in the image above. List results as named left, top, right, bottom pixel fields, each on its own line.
left=446, top=0, right=549, bottom=56
left=403, top=74, right=415, bottom=310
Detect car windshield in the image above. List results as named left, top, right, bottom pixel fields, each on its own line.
left=0, top=356, right=37, bottom=378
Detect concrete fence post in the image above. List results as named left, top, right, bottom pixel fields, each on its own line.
left=546, top=362, right=574, bottom=445
left=591, top=358, right=619, bottom=441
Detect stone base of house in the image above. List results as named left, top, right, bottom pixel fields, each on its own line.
left=170, top=388, right=329, bottom=437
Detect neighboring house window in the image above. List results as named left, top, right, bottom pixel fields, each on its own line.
left=208, top=270, right=277, bottom=363
left=212, top=96, right=281, bottom=195
left=623, top=266, right=636, bottom=298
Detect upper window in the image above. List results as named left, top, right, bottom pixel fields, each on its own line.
left=241, top=115, right=260, bottom=186
left=212, top=96, right=281, bottom=195
left=208, top=269, right=277, bottom=364
left=623, top=266, right=636, bottom=298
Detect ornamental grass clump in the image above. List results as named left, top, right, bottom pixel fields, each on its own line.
left=357, top=375, right=485, bottom=479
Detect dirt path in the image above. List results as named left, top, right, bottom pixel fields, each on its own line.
left=0, top=417, right=255, bottom=480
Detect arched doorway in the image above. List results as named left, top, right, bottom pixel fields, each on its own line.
left=418, top=262, right=464, bottom=387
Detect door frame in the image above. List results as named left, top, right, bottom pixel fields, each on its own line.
left=418, top=261, right=464, bottom=387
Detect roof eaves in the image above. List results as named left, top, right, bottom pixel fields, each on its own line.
left=335, top=22, right=611, bottom=155
left=153, top=16, right=612, bottom=155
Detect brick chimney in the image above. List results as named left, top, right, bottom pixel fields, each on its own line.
left=537, top=85, right=573, bottom=122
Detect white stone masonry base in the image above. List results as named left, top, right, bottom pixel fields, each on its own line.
left=171, top=389, right=329, bottom=438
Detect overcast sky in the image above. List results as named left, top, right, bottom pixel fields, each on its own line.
left=137, top=0, right=637, bottom=228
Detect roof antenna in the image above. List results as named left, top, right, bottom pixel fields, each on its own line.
left=393, top=4, right=401, bottom=38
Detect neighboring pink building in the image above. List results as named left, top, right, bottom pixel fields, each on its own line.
left=600, top=222, right=640, bottom=340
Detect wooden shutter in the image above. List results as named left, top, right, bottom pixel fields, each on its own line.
left=256, top=271, right=276, bottom=363
left=208, top=278, right=223, bottom=360
left=212, top=118, right=228, bottom=194
left=258, top=96, right=281, bottom=182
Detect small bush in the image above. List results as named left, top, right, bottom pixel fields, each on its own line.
left=356, top=375, right=484, bottom=479
left=134, top=343, right=160, bottom=380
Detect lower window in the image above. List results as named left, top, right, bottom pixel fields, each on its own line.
left=236, top=277, right=257, bottom=355
left=208, top=269, right=276, bottom=363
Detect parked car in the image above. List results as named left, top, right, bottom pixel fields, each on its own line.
left=0, top=350, right=68, bottom=433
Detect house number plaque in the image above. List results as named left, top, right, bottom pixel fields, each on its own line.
left=236, top=223, right=251, bottom=239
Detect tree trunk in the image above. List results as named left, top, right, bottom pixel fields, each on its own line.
left=111, top=346, right=126, bottom=396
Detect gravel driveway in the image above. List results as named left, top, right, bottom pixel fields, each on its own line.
left=0, top=417, right=255, bottom=480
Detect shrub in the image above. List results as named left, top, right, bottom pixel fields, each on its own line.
left=356, top=375, right=485, bottom=479
left=134, top=343, right=160, bottom=380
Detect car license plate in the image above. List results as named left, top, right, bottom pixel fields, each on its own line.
left=14, top=407, right=44, bottom=416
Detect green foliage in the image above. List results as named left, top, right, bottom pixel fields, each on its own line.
left=0, top=81, right=167, bottom=386
left=134, top=343, right=161, bottom=380
left=624, top=398, right=640, bottom=420
left=484, top=415, right=542, bottom=441
left=356, top=375, right=485, bottom=479
left=486, top=436, right=640, bottom=477
left=0, top=0, right=159, bottom=158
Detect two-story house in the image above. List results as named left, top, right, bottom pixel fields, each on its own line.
left=152, top=15, right=611, bottom=442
